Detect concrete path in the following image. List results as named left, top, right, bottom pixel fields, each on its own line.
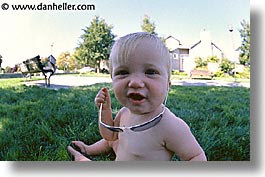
left=171, top=79, right=250, bottom=88
left=24, top=75, right=250, bottom=89
left=25, top=75, right=112, bottom=89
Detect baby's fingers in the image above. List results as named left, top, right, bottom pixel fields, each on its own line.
left=102, top=88, right=111, bottom=104
left=67, top=146, right=90, bottom=161
left=95, top=90, right=106, bottom=102
left=95, top=97, right=105, bottom=108
left=95, top=88, right=111, bottom=109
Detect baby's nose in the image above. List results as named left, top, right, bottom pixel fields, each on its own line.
left=128, top=75, right=145, bottom=88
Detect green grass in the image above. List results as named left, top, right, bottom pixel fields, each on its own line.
left=0, top=78, right=250, bottom=161
left=168, top=86, right=250, bottom=160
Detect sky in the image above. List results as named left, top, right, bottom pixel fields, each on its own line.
left=0, top=0, right=250, bottom=68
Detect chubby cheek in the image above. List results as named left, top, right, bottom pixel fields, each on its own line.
left=112, top=82, right=127, bottom=106
left=148, top=88, right=169, bottom=108
left=151, top=86, right=168, bottom=105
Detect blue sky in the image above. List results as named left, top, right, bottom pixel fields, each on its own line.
left=0, top=0, right=249, bottom=67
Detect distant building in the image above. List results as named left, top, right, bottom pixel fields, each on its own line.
left=165, top=29, right=224, bottom=73
left=190, top=29, right=223, bottom=60
left=165, top=36, right=192, bottom=72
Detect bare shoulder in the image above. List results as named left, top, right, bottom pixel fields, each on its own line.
left=161, top=107, right=205, bottom=161
left=119, top=107, right=129, bottom=114
left=161, top=107, right=190, bottom=132
left=113, top=107, right=129, bottom=126
left=115, top=107, right=130, bottom=118
left=160, top=107, right=195, bottom=148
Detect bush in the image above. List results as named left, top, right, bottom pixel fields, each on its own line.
left=172, top=70, right=188, bottom=76
left=194, top=57, right=208, bottom=68
left=220, top=58, right=233, bottom=73
left=213, top=71, right=224, bottom=77
left=213, top=71, right=231, bottom=78
left=236, top=67, right=250, bottom=79
left=207, top=56, right=220, bottom=63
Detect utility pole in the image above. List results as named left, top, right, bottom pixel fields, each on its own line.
left=228, top=25, right=236, bottom=82
left=51, top=42, right=54, bottom=55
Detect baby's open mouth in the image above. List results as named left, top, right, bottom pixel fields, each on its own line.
left=128, top=93, right=145, bottom=101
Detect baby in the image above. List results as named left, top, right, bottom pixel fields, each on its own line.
left=68, top=32, right=206, bottom=161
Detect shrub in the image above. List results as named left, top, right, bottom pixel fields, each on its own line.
left=220, top=58, right=233, bottom=73
left=172, top=70, right=188, bottom=76
left=235, top=67, right=250, bottom=79
left=194, top=57, right=207, bottom=68
left=207, top=56, right=220, bottom=63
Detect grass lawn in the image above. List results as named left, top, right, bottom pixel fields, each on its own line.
left=0, top=78, right=250, bottom=161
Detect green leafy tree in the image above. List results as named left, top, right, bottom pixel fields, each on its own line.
left=76, top=16, right=115, bottom=73
left=5, top=66, right=10, bottom=73
left=238, top=20, right=250, bottom=65
left=141, top=15, right=157, bottom=35
left=57, top=51, right=75, bottom=71
left=71, top=50, right=82, bottom=69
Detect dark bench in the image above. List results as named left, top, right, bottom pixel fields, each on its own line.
left=19, top=55, right=56, bottom=87
left=190, top=69, right=213, bottom=79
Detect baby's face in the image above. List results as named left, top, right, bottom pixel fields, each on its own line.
left=111, top=39, right=170, bottom=115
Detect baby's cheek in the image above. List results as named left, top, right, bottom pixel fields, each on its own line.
left=113, top=86, right=125, bottom=103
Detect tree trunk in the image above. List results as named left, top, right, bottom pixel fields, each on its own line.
left=97, top=59, right=101, bottom=74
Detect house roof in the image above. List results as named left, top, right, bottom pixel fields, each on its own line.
left=190, top=40, right=223, bottom=53
left=211, top=42, right=223, bottom=52
left=190, top=40, right=201, bottom=49
left=165, top=36, right=191, bottom=51
left=165, top=36, right=181, bottom=45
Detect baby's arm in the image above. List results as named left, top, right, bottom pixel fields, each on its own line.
left=95, top=88, right=118, bottom=141
left=164, top=113, right=207, bottom=161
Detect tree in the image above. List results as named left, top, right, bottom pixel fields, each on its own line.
left=71, top=50, right=82, bottom=69
left=57, top=51, right=75, bottom=71
left=238, top=20, right=250, bottom=65
left=141, top=15, right=157, bottom=35
left=76, top=16, right=115, bottom=73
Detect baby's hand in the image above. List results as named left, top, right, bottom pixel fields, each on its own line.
left=95, top=87, right=111, bottom=110
left=67, top=141, right=91, bottom=161
left=70, top=141, right=86, bottom=153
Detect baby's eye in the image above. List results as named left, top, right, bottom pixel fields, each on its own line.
left=115, top=70, right=129, bottom=76
left=145, top=69, right=159, bottom=75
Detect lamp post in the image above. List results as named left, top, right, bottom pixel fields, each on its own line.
left=51, top=42, right=54, bottom=55
left=228, top=25, right=236, bottom=82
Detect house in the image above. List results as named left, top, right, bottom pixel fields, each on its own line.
left=165, top=36, right=192, bottom=72
left=165, top=29, right=224, bottom=73
left=190, top=29, right=223, bottom=60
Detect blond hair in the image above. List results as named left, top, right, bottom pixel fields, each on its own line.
left=109, top=32, right=171, bottom=79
